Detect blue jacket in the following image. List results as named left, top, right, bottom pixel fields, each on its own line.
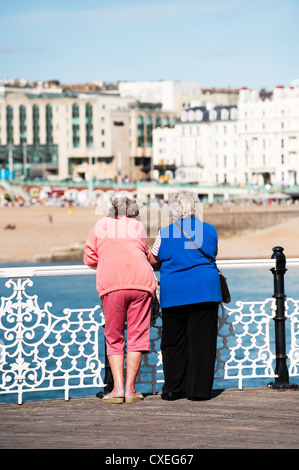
left=158, top=216, right=222, bottom=308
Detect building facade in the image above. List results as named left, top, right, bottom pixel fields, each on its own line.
left=153, top=104, right=239, bottom=184
left=119, top=80, right=203, bottom=111
left=2, top=83, right=298, bottom=187
left=238, top=87, right=299, bottom=186
left=152, top=86, right=299, bottom=187
left=0, top=89, right=178, bottom=181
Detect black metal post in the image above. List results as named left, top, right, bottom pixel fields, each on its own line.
left=268, top=246, right=298, bottom=390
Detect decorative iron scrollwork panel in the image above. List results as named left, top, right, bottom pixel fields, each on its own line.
left=0, top=278, right=105, bottom=404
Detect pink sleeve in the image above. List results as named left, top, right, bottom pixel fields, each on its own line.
left=83, top=226, right=98, bottom=268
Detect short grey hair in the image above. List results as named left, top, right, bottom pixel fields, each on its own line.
left=109, top=196, right=139, bottom=218
left=168, top=191, right=202, bottom=221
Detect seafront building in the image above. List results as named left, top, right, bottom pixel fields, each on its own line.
left=153, top=105, right=238, bottom=185
left=118, top=80, right=202, bottom=111
left=0, top=81, right=181, bottom=182
left=0, top=81, right=299, bottom=187
left=153, top=86, right=299, bottom=187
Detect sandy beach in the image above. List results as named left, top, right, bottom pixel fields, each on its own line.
left=1, top=204, right=299, bottom=262
left=218, top=217, right=299, bottom=260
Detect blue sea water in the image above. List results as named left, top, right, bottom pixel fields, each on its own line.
left=0, top=261, right=299, bottom=403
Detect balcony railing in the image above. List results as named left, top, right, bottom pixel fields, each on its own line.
left=1, top=252, right=299, bottom=404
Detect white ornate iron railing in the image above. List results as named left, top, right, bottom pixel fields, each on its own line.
left=0, top=257, right=299, bottom=404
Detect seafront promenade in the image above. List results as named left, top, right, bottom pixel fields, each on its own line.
left=0, top=388, right=298, bottom=449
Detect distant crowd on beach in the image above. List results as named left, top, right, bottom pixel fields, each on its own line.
left=1, top=193, right=298, bottom=209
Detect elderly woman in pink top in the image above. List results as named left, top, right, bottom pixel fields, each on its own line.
left=84, top=197, right=156, bottom=404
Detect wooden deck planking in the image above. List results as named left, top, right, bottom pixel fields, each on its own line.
left=0, top=388, right=298, bottom=449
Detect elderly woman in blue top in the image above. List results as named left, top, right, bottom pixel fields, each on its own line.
left=149, top=190, right=222, bottom=401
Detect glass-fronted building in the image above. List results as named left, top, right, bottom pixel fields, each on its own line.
left=0, top=90, right=179, bottom=181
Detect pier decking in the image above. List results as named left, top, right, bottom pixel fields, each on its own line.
left=0, top=387, right=298, bottom=449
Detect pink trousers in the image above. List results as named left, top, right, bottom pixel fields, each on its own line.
left=102, top=289, right=153, bottom=356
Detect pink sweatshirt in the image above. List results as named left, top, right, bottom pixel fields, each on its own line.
left=83, top=216, right=157, bottom=299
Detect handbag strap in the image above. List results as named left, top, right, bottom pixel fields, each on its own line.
left=174, top=221, right=216, bottom=267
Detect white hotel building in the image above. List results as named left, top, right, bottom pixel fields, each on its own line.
left=153, top=86, right=299, bottom=187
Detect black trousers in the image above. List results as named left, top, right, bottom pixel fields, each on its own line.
left=161, top=302, right=219, bottom=399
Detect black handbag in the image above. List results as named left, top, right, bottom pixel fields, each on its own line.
left=174, top=222, right=231, bottom=304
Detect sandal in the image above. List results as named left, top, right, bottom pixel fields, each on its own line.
left=125, top=393, right=144, bottom=403
left=101, top=393, right=124, bottom=404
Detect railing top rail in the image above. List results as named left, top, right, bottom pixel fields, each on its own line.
left=0, top=258, right=299, bottom=278
left=218, top=258, right=299, bottom=269
left=0, top=264, right=96, bottom=279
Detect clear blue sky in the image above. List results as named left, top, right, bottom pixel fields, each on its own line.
left=0, top=0, right=299, bottom=89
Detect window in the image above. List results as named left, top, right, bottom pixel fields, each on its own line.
left=19, top=106, right=27, bottom=144
left=137, top=115, right=144, bottom=147
left=33, top=105, right=40, bottom=144
left=146, top=116, right=153, bottom=147
left=163, top=116, right=170, bottom=127
left=85, top=103, right=93, bottom=147
left=72, top=104, right=80, bottom=147
left=46, top=104, right=53, bottom=144
left=6, top=105, right=13, bottom=144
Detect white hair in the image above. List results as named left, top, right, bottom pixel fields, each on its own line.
left=168, top=190, right=202, bottom=221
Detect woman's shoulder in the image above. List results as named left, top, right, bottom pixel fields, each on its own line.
left=202, top=221, right=218, bottom=243
left=202, top=220, right=217, bottom=231
left=95, top=216, right=113, bottom=228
